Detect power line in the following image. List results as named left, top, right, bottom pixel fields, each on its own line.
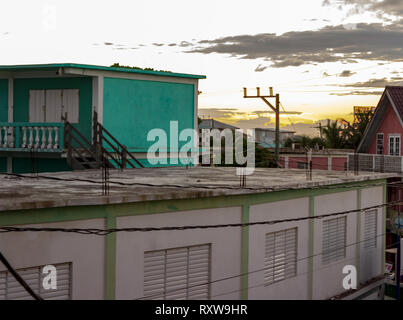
left=0, top=171, right=399, bottom=193
left=0, top=200, right=399, bottom=235
left=279, top=101, right=297, bottom=132
left=0, top=251, right=43, bottom=301
left=135, top=234, right=397, bottom=300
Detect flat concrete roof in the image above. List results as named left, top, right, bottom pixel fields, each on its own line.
left=0, top=167, right=396, bottom=212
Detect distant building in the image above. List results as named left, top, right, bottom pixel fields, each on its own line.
left=353, top=106, right=375, bottom=123
left=199, top=119, right=238, bottom=131
left=357, top=86, right=403, bottom=156
left=0, top=63, right=205, bottom=173
left=254, top=127, right=295, bottom=148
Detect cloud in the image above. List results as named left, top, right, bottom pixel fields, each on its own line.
left=329, top=90, right=383, bottom=96
left=303, top=18, right=331, bottom=22
left=338, top=70, right=356, bottom=77
left=254, top=64, right=268, bottom=72
left=253, top=110, right=303, bottom=115
left=184, top=21, right=403, bottom=68
left=323, top=0, right=403, bottom=18
left=341, top=76, right=403, bottom=87
left=96, top=42, right=139, bottom=50
left=233, top=117, right=272, bottom=129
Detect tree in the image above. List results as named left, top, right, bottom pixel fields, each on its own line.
left=341, top=111, right=372, bottom=150
left=322, top=121, right=345, bottom=149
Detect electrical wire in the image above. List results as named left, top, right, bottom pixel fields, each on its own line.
left=0, top=169, right=399, bottom=193
left=0, top=200, right=399, bottom=235
left=0, top=251, right=43, bottom=300
left=134, top=234, right=397, bottom=300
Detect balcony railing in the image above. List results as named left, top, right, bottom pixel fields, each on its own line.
left=347, top=153, right=403, bottom=173
left=0, top=122, right=64, bottom=152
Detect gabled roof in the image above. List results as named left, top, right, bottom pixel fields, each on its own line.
left=357, top=86, right=403, bottom=153
left=0, top=63, right=206, bottom=80
left=198, top=119, right=239, bottom=130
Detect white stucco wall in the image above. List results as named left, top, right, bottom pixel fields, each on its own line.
left=248, top=198, right=310, bottom=300
left=0, top=184, right=386, bottom=300
left=312, top=190, right=358, bottom=300
left=115, top=206, right=242, bottom=300
left=0, top=219, right=105, bottom=300
left=360, top=186, right=384, bottom=284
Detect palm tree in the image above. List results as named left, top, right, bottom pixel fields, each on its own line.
left=322, top=121, right=345, bottom=149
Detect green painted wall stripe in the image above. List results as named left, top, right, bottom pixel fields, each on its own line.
left=105, top=214, right=116, bottom=300
left=308, top=196, right=315, bottom=300
left=356, top=189, right=362, bottom=284
left=241, top=205, right=249, bottom=300
left=0, top=178, right=388, bottom=300
left=0, top=179, right=388, bottom=227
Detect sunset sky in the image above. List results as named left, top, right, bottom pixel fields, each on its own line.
left=1, top=0, right=402, bottom=135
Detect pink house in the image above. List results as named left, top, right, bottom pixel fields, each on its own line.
left=358, top=86, right=403, bottom=155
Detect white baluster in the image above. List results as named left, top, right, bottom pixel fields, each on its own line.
left=3, top=127, right=8, bottom=147
left=41, top=127, right=46, bottom=149
left=8, top=127, right=14, bottom=148
left=53, top=127, right=59, bottom=149
left=47, top=127, right=53, bottom=149
left=34, top=127, right=40, bottom=148
left=28, top=127, right=34, bottom=148
left=21, top=127, right=27, bottom=148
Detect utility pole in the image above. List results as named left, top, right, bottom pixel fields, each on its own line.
left=243, top=87, right=280, bottom=166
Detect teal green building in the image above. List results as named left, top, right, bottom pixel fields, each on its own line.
left=0, top=63, right=205, bottom=173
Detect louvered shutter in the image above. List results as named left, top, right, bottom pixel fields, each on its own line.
left=165, top=247, right=188, bottom=300
left=265, top=228, right=297, bottom=285
left=143, top=250, right=166, bottom=300
left=0, top=263, right=71, bottom=300
left=62, top=89, right=79, bottom=123
left=39, top=263, right=71, bottom=300
left=363, top=210, right=377, bottom=249
left=144, top=244, right=210, bottom=300
left=188, top=245, right=210, bottom=299
left=322, top=217, right=346, bottom=264
left=0, top=272, right=5, bottom=300
left=29, top=90, right=45, bottom=122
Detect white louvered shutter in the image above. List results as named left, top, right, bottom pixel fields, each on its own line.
left=143, top=250, right=166, bottom=300
left=0, top=263, right=71, bottom=300
left=62, top=89, right=79, bottom=123
left=363, top=210, right=377, bottom=249
left=45, top=90, right=62, bottom=122
left=29, top=90, right=45, bottom=122
left=188, top=245, right=210, bottom=300
left=0, top=272, right=5, bottom=300
left=265, top=228, right=297, bottom=285
left=322, top=216, right=346, bottom=264
left=144, top=244, right=210, bottom=300
left=165, top=247, right=188, bottom=300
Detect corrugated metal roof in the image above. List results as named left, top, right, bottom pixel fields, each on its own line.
left=198, top=119, right=239, bottom=130
left=386, top=86, right=403, bottom=119
left=0, top=63, right=206, bottom=79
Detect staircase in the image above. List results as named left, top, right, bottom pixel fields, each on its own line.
left=63, top=112, right=144, bottom=170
